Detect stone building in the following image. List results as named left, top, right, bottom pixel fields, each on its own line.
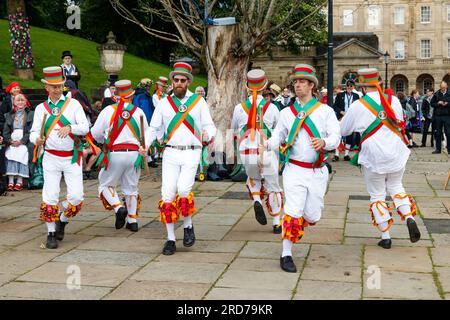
left=253, top=0, right=450, bottom=94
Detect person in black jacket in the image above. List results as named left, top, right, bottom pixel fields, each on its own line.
left=430, top=81, right=450, bottom=154
left=60, top=51, right=81, bottom=88
left=421, top=88, right=434, bottom=147
left=332, top=80, right=360, bottom=161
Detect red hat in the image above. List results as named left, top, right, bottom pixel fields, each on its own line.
left=5, top=82, right=21, bottom=94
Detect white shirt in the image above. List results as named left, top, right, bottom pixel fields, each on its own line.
left=91, top=102, right=150, bottom=148
left=231, top=95, right=280, bottom=151
left=148, top=92, right=216, bottom=146
left=267, top=100, right=341, bottom=163
left=104, top=88, right=112, bottom=98
left=340, top=91, right=410, bottom=174
left=30, top=95, right=89, bottom=151
left=61, top=63, right=76, bottom=76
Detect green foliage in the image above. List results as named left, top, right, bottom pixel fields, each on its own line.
left=0, top=19, right=207, bottom=97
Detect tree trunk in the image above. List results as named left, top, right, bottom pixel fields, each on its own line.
left=205, top=24, right=250, bottom=163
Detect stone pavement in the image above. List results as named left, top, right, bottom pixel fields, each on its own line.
left=0, top=140, right=448, bottom=300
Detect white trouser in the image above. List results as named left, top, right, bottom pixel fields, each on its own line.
left=98, top=152, right=141, bottom=212
left=161, top=147, right=201, bottom=202
left=362, top=166, right=411, bottom=224
left=282, top=162, right=328, bottom=223
left=42, top=152, right=83, bottom=206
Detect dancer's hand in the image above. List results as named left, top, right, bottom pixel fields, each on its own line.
left=138, top=146, right=148, bottom=157
left=311, top=138, right=325, bottom=151
left=36, top=137, right=45, bottom=146
left=57, top=125, right=72, bottom=138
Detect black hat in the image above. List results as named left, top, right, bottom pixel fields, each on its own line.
left=61, top=50, right=73, bottom=59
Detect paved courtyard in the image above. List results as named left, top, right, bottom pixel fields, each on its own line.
left=0, top=140, right=449, bottom=300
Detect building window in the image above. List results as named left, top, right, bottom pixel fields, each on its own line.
left=448, top=39, right=450, bottom=58
left=368, top=5, right=380, bottom=26
left=447, top=5, right=450, bottom=22
left=420, top=6, right=431, bottom=23
left=395, top=80, right=405, bottom=93
left=343, top=9, right=354, bottom=26
left=420, top=39, right=432, bottom=59
left=423, top=79, right=433, bottom=92
left=394, top=7, right=405, bottom=25
left=341, top=72, right=359, bottom=86
left=394, top=40, right=405, bottom=59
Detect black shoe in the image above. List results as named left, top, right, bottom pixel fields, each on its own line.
left=126, top=222, right=139, bottom=232
left=432, top=150, right=441, bottom=154
left=332, top=155, right=339, bottom=162
left=344, top=155, right=351, bottom=161
left=280, top=256, right=297, bottom=273
left=162, top=240, right=176, bottom=255
left=183, top=226, right=196, bottom=247
left=55, top=220, right=68, bottom=241
left=420, top=144, right=426, bottom=148
left=412, top=142, right=419, bottom=148
left=378, top=239, right=392, bottom=249
left=273, top=225, right=282, bottom=234
left=148, top=161, right=158, bottom=168
left=254, top=202, right=267, bottom=225
left=46, top=232, right=58, bottom=249
left=407, top=219, right=421, bottom=243
left=115, top=207, right=127, bottom=229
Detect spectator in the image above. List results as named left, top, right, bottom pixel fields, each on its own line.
left=430, top=81, right=450, bottom=154
left=64, top=80, right=93, bottom=125
left=406, top=89, right=420, bottom=147
left=320, top=88, right=328, bottom=104
left=153, top=76, right=169, bottom=109
left=275, top=87, right=293, bottom=110
left=60, top=51, right=81, bottom=88
left=0, top=75, right=5, bottom=102
left=421, top=88, right=435, bottom=148
left=195, top=86, right=206, bottom=97
left=398, top=91, right=416, bottom=148
left=1, top=82, right=29, bottom=115
left=101, top=80, right=117, bottom=110
left=3, top=93, right=34, bottom=191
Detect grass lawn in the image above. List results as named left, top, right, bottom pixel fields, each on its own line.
left=0, top=19, right=207, bottom=97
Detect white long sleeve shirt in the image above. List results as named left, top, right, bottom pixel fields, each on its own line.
left=91, top=102, right=150, bottom=148
left=340, top=91, right=410, bottom=174
left=267, top=100, right=341, bottom=163
left=30, top=95, right=89, bottom=151
left=148, top=92, right=216, bottom=146
left=231, top=95, right=280, bottom=151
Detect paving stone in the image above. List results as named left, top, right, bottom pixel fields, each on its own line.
left=324, top=193, right=349, bottom=206
left=93, top=217, right=153, bottom=228
left=202, top=204, right=250, bottom=215
left=54, top=250, right=155, bottom=267
left=432, top=234, right=450, bottom=247
left=0, top=250, right=60, bottom=275
left=365, top=246, right=433, bottom=273
left=239, top=242, right=309, bottom=260
left=216, top=270, right=299, bottom=291
left=231, top=218, right=278, bottom=233
left=15, top=234, right=94, bottom=253
left=224, top=231, right=281, bottom=242
left=74, top=211, right=111, bottom=222
left=205, top=287, right=292, bottom=300
left=0, top=220, right=41, bottom=232
left=362, top=271, right=440, bottom=300
left=344, top=237, right=433, bottom=248
left=300, top=228, right=343, bottom=244
left=345, top=223, right=430, bottom=240
left=194, top=214, right=241, bottom=226
left=0, top=232, right=40, bottom=247
left=301, top=264, right=361, bottom=283
left=431, top=247, right=450, bottom=266
left=229, top=257, right=305, bottom=273
left=175, top=224, right=231, bottom=241
left=155, top=252, right=235, bottom=264
left=131, top=261, right=227, bottom=284
left=435, top=267, right=450, bottom=293
left=307, top=244, right=361, bottom=267
left=0, top=274, right=17, bottom=287
left=19, top=261, right=138, bottom=288
left=77, top=237, right=163, bottom=253
left=184, top=240, right=245, bottom=253
left=294, top=280, right=361, bottom=300
left=0, top=282, right=111, bottom=300
left=104, top=280, right=210, bottom=300
left=316, top=219, right=345, bottom=229
left=76, top=226, right=135, bottom=237
left=419, top=207, right=450, bottom=219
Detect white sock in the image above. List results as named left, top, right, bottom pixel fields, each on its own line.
left=125, top=196, right=137, bottom=223
left=273, top=215, right=281, bottom=226
left=8, top=176, right=14, bottom=184
left=335, top=150, right=339, bottom=157
left=183, top=216, right=192, bottom=229
left=59, top=200, right=69, bottom=222
left=398, top=204, right=415, bottom=222
left=166, top=223, right=176, bottom=241
left=101, top=188, right=122, bottom=213
left=379, top=222, right=391, bottom=239
left=344, top=144, right=350, bottom=156
left=282, top=239, right=293, bottom=257
left=46, top=222, right=56, bottom=233
left=147, top=155, right=152, bottom=162
left=16, top=176, right=23, bottom=184
left=254, top=197, right=262, bottom=204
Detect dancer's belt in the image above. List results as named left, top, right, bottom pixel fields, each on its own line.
left=240, top=148, right=259, bottom=155
left=166, top=144, right=202, bottom=150
left=45, top=149, right=73, bottom=157
left=110, top=144, right=139, bottom=152
left=288, top=158, right=324, bottom=169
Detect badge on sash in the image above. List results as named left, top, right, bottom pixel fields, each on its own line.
left=378, top=110, right=387, bottom=120
left=52, top=108, right=60, bottom=116
left=121, top=110, right=131, bottom=120
left=178, top=104, right=188, bottom=113
left=297, top=111, right=306, bottom=119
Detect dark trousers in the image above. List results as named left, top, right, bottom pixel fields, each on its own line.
left=434, top=115, right=450, bottom=152
left=421, top=118, right=434, bottom=147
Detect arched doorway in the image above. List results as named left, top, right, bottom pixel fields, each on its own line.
left=442, top=73, right=450, bottom=85
left=390, top=74, right=409, bottom=94
left=416, top=74, right=434, bottom=94
left=341, top=71, right=359, bottom=87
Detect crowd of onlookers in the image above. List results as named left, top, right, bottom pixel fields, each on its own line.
left=0, top=52, right=449, bottom=194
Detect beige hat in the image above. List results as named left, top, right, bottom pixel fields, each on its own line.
left=290, top=64, right=319, bottom=87
left=356, top=68, right=383, bottom=87
left=270, top=83, right=282, bottom=95
left=156, top=76, right=168, bottom=87
left=41, top=66, right=66, bottom=85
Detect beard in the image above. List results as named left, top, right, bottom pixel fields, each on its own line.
left=174, top=86, right=187, bottom=99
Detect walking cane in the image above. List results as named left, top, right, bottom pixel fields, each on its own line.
left=259, top=106, right=265, bottom=184
left=33, top=113, right=47, bottom=163
left=140, top=115, right=150, bottom=176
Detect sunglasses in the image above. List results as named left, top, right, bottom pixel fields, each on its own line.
left=173, top=78, right=187, bottom=84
